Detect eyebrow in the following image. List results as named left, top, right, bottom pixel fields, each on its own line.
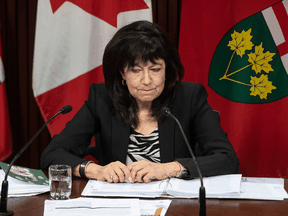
left=133, top=62, right=164, bottom=68
left=150, top=62, right=164, bottom=67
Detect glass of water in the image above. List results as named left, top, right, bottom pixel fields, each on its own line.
left=48, top=164, right=72, bottom=200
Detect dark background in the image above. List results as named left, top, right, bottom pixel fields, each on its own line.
left=0, top=0, right=182, bottom=169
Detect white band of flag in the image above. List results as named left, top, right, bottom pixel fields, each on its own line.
left=0, top=58, right=5, bottom=83
left=262, top=1, right=288, bottom=74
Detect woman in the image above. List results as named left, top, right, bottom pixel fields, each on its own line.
left=41, top=20, right=239, bottom=183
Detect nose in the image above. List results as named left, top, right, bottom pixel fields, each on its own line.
left=141, top=69, right=152, bottom=85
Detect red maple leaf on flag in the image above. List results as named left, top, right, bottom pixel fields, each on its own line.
left=50, top=0, right=149, bottom=27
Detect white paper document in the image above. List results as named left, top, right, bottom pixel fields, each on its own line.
left=0, top=170, right=49, bottom=197
left=139, top=200, right=171, bottom=216
left=166, top=174, right=242, bottom=198
left=82, top=178, right=168, bottom=198
left=44, top=198, right=140, bottom=216
left=82, top=174, right=242, bottom=198
left=44, top=198, right=172, bottom=216
left=44, top=197, right=171, bottom=216
left=219, top=177, right=288, bottom=200
left=81, top=174, right=288, bottom=200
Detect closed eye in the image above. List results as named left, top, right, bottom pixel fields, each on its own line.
left=130, top=69, right=141, bottom=73
left=151, top=68, right=162, bottom=72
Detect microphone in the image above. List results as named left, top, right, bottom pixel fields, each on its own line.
left=0, top=105, right=72, bottom=215
left=161, top=107, right=206, bottom=216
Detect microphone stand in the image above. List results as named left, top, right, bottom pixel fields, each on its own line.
left=162, top=107, right=206, bottom=216
left=0, top=105, right=72, bottom=215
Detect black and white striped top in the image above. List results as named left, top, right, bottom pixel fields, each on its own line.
left=126, top=127, right=160, bottom=165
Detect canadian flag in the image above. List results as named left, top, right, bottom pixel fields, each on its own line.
left=0, top=30, right=12, bottom=160
left=33, top=0, right=152, bottom=136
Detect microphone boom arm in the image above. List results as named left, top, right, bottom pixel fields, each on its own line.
left=0, top=105, right=72, bottom=215
left=3, top=110, right=61, bottom=181
left=162, top=107, right=206, bottom=216
left=166, top=111, right=204, bottom=188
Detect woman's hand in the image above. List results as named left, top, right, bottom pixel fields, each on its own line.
left=85, top=161, right=132, bottom=183
left=127, top=160, right=182, bottom=183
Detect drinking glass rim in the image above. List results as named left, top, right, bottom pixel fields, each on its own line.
left=49, top=164, right=71, bottom=171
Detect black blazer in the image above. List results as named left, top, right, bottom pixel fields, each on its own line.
left=41, top=82, right=239, bottom=179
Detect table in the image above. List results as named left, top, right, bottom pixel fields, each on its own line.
left=6, top=178, right=288, bottom=216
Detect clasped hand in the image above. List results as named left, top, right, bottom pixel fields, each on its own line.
left=90, top=160, right=180, bottom=183
left=129, top=160, right=179, bottom=183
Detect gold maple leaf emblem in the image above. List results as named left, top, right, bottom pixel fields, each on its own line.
left=220, top=28, right=277, bottom=100
left=247, top=43, right=275, bottom=74
left=227, top=29, right=254, bottom=57
left=250, top=74, right=276, bottom=99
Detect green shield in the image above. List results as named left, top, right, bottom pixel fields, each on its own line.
left=209, top=12, right=288, bottom=103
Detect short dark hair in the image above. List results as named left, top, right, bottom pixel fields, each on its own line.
left=103, top=20, right=184, bottom=127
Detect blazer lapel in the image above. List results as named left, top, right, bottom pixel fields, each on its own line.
left=159, top=116, right=175, bottom=163
left=111, top=116, right=130, bottom=164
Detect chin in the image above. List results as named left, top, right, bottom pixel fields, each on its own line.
left=138, top=97, right=157, bottom=103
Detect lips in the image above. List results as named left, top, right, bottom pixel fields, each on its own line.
left=140, top=88, right=155, bottom=91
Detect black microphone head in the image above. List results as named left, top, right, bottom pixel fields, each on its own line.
left=60, top=105, right=72, bottom=114
left=161, top=107, right=171, bottom=116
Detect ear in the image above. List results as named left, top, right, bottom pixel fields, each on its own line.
left=120, top=71, right=125, bottom=80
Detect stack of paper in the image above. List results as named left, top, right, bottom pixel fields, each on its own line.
left=220, top=177, right=288, bottom=200
left=82, top=174, right=242, bottom=198
left=44, top=198, right=141, bottom=216
left=0, top=170, right=49, bottom=197
left=0, top=162, right=50, bottom=197
left=166, top=174, right=241, bottom=198
left=81, top=174, right=288, bottom=201
left=82, top=179, right=169, bottom=197
left=44, top=198, right=172, bottom=216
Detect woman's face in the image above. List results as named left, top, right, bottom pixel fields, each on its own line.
left=121, top=59, right=166, bottom=107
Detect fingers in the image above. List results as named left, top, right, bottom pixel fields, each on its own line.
left=142, top=175, right=154, bottom=183
left=129, top=161, right=148, bottom=182
left=135, top=168, right=155, bottom=183
left=102, top=161, right=132, bottom=183
left=97, top=160, right=170, bottom=183
left=119, top=164, right=133, bottom=183
left=104, top=171, right=117, bottom=183
left=129, top=161, right=159, bottom=183
left=135, top=168, right=147, bottom=183
left=113, top=163, right=132, bottom=183
left=130, top=164, right=139, bottom=182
